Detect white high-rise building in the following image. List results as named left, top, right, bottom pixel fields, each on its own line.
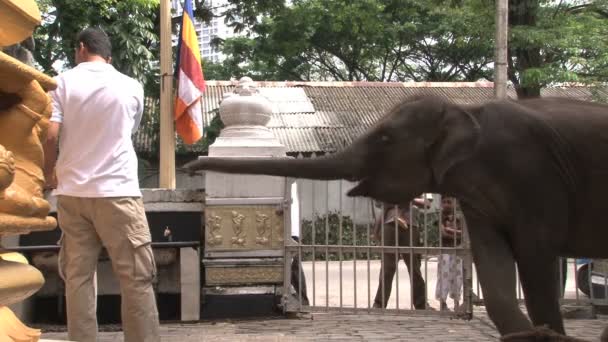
left=171, top=0, right=239, bottom=63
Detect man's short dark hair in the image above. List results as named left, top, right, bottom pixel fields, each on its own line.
left=76, top=27, right=112, bottom=60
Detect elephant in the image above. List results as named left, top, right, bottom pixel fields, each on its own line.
left=184, top=95, right=608, bottom=340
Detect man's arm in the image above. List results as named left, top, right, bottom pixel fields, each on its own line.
left=45, top=76, right=64, bottom=189
left=412, top=197, right=431, bottom=209
left=131, top=81, right=144, bottom=134
left=43, top=121, right=61, bottom=189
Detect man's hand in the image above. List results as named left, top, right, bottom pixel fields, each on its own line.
left=44, top=171, right=57, bottom=190
left=395, top=217, right=409, bottom=230
left=412, top=197, right=431, bottom=209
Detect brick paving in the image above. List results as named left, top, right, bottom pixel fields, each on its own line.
left=40, top=310, right=607, bottom=342
left=37, top=258, right=606, bottom=341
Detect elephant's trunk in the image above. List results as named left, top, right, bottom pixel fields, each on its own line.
left=183, top=150, right=362, bottom=181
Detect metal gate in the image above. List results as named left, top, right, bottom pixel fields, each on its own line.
left=281, top=179, right=608, bottom=318
left=281, top=179, right=474, bottom=317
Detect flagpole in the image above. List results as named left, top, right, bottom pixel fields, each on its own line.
left=159, top=0, right=176, bottom=189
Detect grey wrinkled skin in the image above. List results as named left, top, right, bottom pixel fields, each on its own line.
left=184, top=95, right=608, bottom=340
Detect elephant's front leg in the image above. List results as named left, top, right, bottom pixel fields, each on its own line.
left=514, top=251, right=565, bottom=334
left=467, top=220, right=532, bottom=335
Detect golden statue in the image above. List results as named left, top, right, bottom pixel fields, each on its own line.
left=0, top=0, right=59, bottom=340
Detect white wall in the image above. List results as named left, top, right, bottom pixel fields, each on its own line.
left=143, top=170, right=375, bottom=225
left=295, top=179, right=375, bottom=225
left=143, top=170, right=443, bottom=229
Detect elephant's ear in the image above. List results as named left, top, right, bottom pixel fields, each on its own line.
left=430, top=105, right=481, bottom=184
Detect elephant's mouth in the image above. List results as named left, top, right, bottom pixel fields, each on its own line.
left=346, top=174, right=360, bottom=182
left=346, top=177, right=371, bottom=197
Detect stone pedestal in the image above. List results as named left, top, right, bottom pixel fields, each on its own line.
left=202, top=77, right=289, bottom=290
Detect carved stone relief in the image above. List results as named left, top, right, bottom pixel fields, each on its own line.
left=204, top=205, right=284, bottom=250
left=205, top=266, right=283, bottom=285
left=254, top=212, right=270, bottom=246
left=230, top=210, right=246, bottom=246
left=206, top=215, right=223, bottom=246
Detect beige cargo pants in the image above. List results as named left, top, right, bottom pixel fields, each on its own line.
left=57, top=196, right=160, bottom=342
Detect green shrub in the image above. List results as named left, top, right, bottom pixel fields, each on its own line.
left=298, top=209, right=443, bottom=261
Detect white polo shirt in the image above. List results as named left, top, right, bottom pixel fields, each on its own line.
left=49, top=62, right=144, bottom=198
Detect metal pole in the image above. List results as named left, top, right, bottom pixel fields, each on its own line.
left=353, top=196, right=357, bottom=310
left=159, top=0, right=176, bottom=188
left=338, top=181, right=343, bottom=311
left=494, top=0, right=509, bottom=99
left=312, top=181, right=316, bottom=307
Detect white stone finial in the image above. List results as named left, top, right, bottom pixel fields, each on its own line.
left=239, top=76, right=254, bottom=85
left=207, top=75, right=286, bottom=158
left=219, top=76, right=272, bottom=127
left=233, top=76, right=257, bottom=96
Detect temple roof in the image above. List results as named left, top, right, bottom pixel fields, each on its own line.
left=134, top=81, right=605, bottom=157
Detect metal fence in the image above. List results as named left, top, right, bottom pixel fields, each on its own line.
left=282, top=181, right=474, bottom=317
left=472, top=258, right=607, bottom=308
left=282, top=180, right=607, bottom=318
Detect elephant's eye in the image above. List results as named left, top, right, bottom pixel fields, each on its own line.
left=380, top=135, right=391, bottom=143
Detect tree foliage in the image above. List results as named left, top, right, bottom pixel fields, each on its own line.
left=508, top=0, right=608, bottom=97
left=32, top=0, right=608, bottom=100
left=204, top=0, right=608, bottom=99
left=206, top=0, right=495, bottom=82
left=34, top=0, right=161, bottom=94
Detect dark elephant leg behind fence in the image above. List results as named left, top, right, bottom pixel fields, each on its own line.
left=402, top=251, right=427, bottom=309
left=373, top=224, right=398, bottom=308
left=373, top=225, right=427, bottom=309
left=373, top=250, right=398, bottom=308
left=559, top=258, right=567, bottom=298
left=290, top=236, right=309, bottom=306
left=401, top=227, right=427, bottom=309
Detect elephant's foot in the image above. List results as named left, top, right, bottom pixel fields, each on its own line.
left=601, top=325, right=608, bottom=342
left=500, top=326, right=589, bottom=342
left=0, top=306, right=41, bottom=342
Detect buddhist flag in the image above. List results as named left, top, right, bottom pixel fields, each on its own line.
left=174, top=0, right=205, bottom=144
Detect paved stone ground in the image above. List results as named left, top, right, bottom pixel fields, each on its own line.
left=38, top=260, right=607, bottom=341
left=39, top=310, right=607, bottom=342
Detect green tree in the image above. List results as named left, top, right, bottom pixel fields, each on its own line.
left=210, top=0, right=607, bottom=97
left=33, top=0, right=608, bottom=119
left=210, top=0, right=495, bottom=82
left=32, top=0, right=225, bottom=155
left=33, top=0, right=221, bottom=93
left=34, top=0, right=160, bottom=93
left=508, top=0, right=608, bottom=98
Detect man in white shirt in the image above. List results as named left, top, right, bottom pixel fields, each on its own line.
left=43, top=27, right=160, bottom=342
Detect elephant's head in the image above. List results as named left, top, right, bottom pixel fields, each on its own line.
left=184, top=96, right=481, bottom=204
